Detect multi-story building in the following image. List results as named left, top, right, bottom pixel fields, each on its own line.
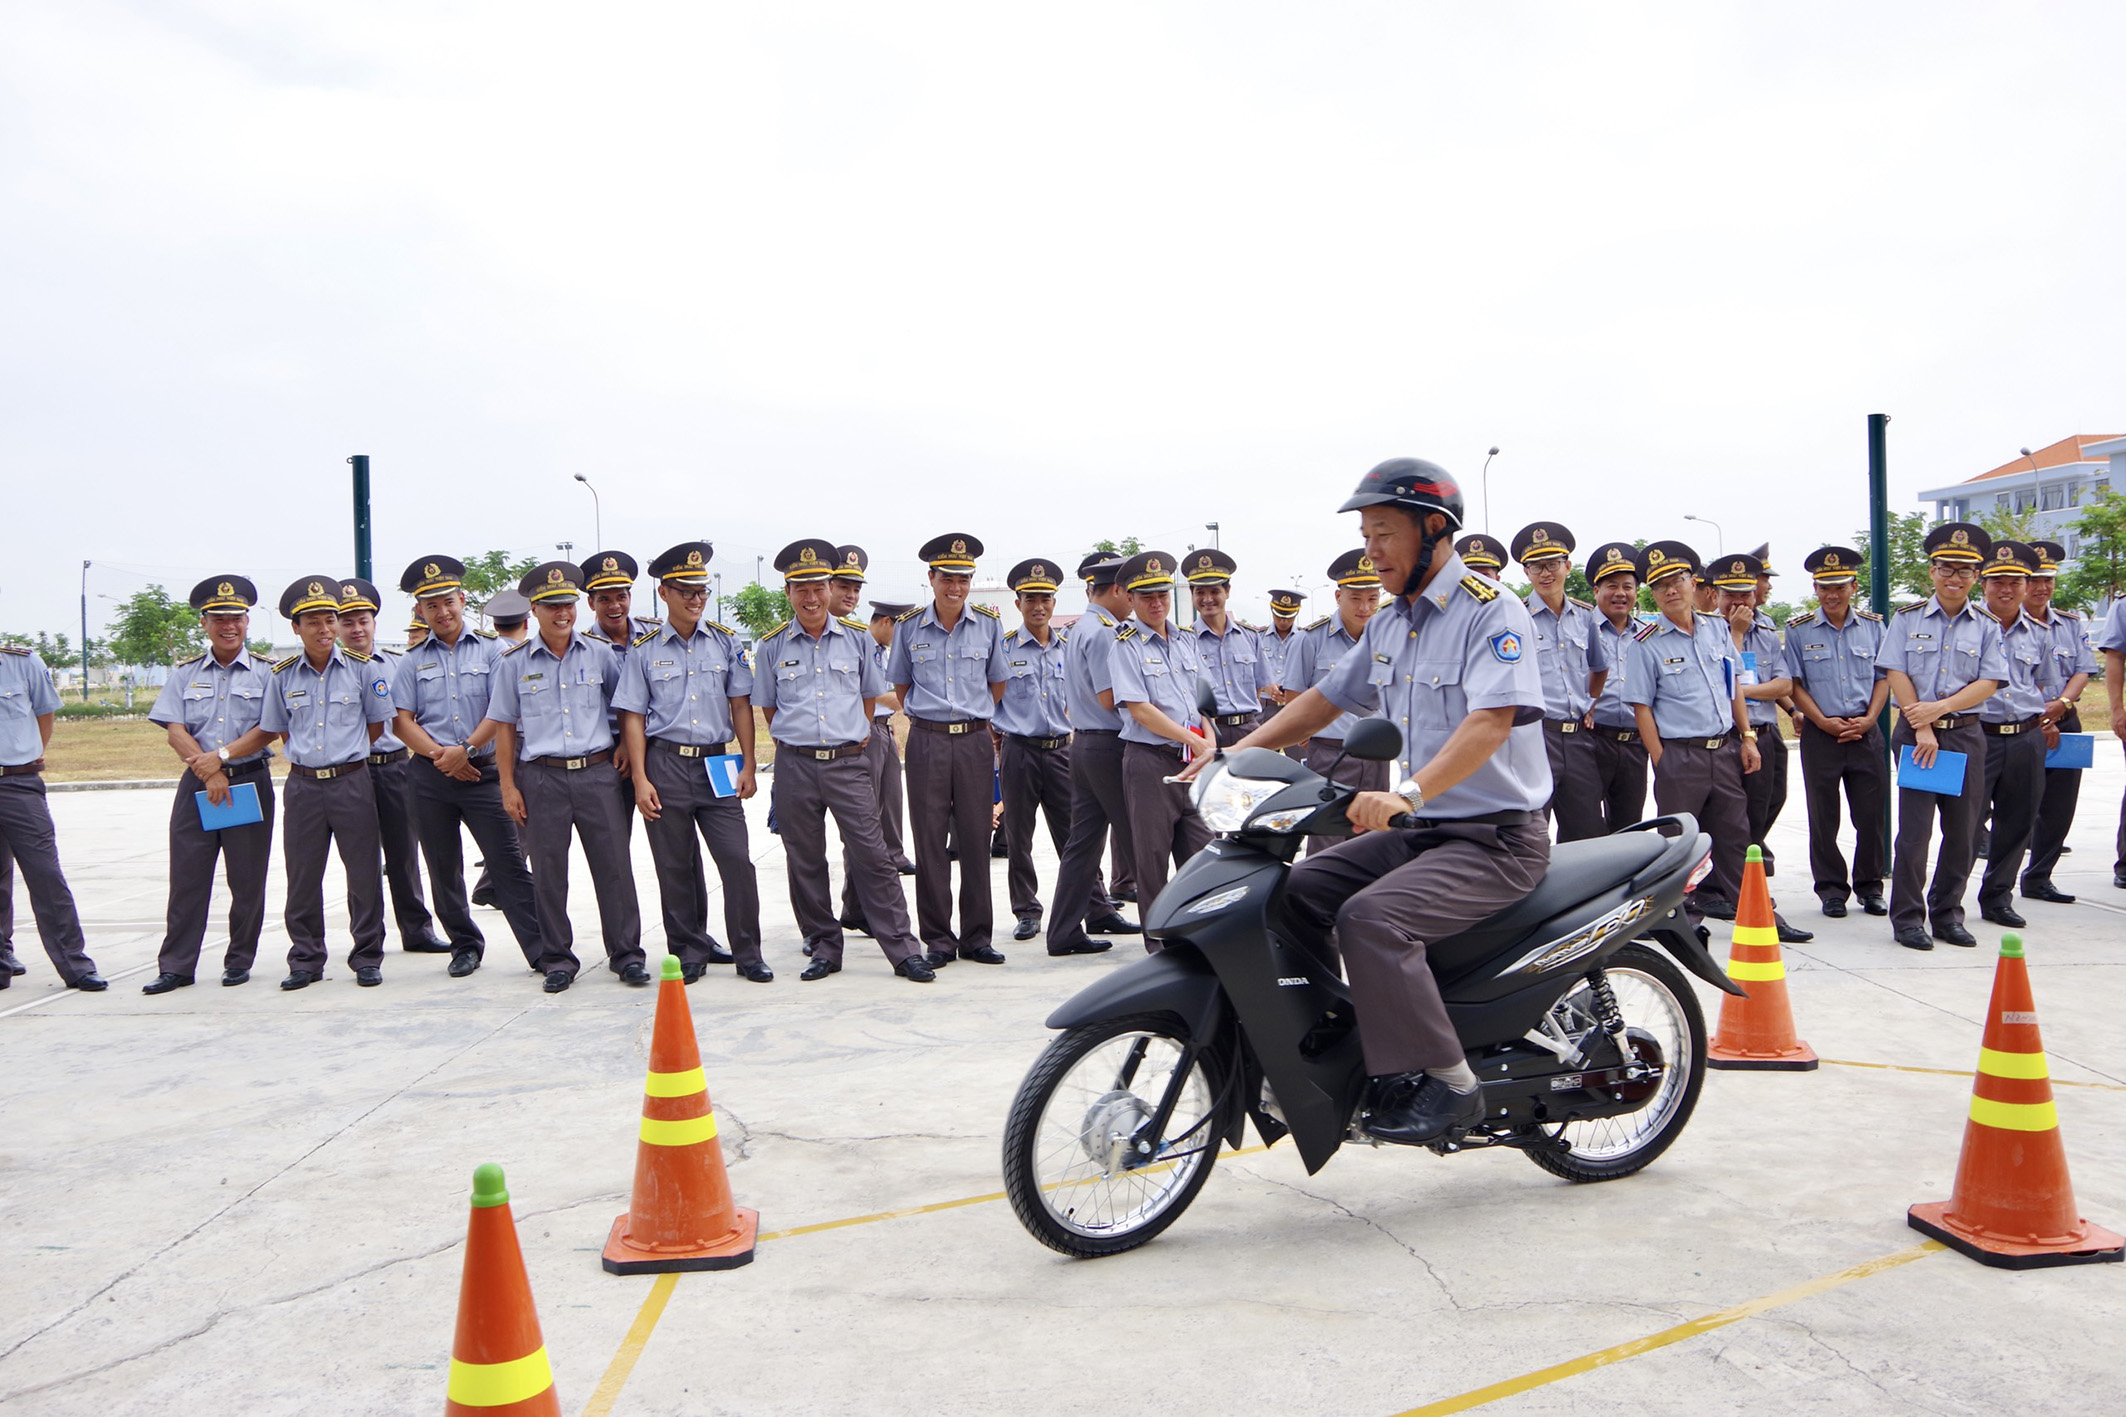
left=1917, top=433, right=2122, bottom=559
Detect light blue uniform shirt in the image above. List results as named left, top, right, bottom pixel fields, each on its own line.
left=1733, top=612, right=1788, bottom=729
left=260, top=647, right=394, bottom=766
left=1193, top=620, right=1269, bottom=715
left=1064, top=607, right=1127, bottom=732
left=1288, top=613, right=1369, bottom=741
left=1524, top=594, right=1609, bottom=721
left=993, top=626, right=1072, bottom=738
left=1318, top=555, right=1550, bottom=816
left=2030, top=607, right=2096, bottom=699
left=0, top=647, right=59, bottom=766
left=485, top=633, right=621, bottom=759
left=1782, top=609, right=1886, bottom=718
left=610, top=621, right=753, bottom=746
left=2098, top=599, right=2126, bottom=654
left=757, top=616, right=880, bottom=748
left=149, top=649, right=274, bottom=757
left=391, top=628, right=504, bottom=749
left=1874, top=597, right=2009, bottom=702
left=1624, top=613, right=1739, bottom=739
left=1109, top=619, right=1205, bottom=748
left=1980, top=611, right=2048, bottom=723
left=1591, top=614, right=1647, bottom=729
left=887, top=602, right=1007, bottom=722
left=366, top=649, right=409, bottom=752
left=1257, top=624, right=1300, bottom=703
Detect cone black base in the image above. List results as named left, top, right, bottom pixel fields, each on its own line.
left=1708, top=1057, right=1820, bottom=1072
left=1908, top=1205, right=2124, bottom=1271
left=599, top=1209, right=759, bottom=1274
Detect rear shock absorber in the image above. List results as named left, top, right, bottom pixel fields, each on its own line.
left=1585, top=968, right=1633, bottom=1068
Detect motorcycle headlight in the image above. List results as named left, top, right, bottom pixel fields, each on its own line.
left=1196, top=767, right=1291, bottom=834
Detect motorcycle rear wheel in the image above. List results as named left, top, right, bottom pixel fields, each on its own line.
left=1523, top=943, right=1706, bottom=1183
left=1002, top=1013, right=1223, bottom=1257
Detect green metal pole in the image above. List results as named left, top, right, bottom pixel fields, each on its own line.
left=1868, top=414, right=1892, bottom=843
left=349, top=455, right=372, bottom=582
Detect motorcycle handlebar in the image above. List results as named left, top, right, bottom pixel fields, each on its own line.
left=1387, top=812, right=1419, bottom=830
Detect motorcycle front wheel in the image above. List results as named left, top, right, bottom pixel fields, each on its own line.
left=1002, top=1013, right=1224, bottom=1258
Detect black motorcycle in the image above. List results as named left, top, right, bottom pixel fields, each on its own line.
left=1001, top=719, right=1746, bottom=1257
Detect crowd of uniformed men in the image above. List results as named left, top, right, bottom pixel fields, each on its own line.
left=2, top=511, right=2123, bottom=996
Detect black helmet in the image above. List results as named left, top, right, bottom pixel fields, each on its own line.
left=1337, top=457, right=1465, bottom=530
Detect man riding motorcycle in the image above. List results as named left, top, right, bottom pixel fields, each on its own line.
left=1208, top=457, right=1553, bottom=1144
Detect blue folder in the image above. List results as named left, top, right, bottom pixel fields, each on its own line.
left=2044, top=733, right=2095, bottom=770
left=1897, top=745, right=1968, bottom=796
left=705, top=754, right=744, bottom=798
left=194, top=781, right=264, bottom=830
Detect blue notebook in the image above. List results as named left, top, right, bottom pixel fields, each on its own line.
left=2044, top=733, right=2094, bottom=770
left=1897, top=745, right=1968, bottom=796
left=704, top=754, right=744, bottom=798
left=194, top=782, right=264, bottom=829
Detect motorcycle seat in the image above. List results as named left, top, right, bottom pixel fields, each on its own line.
left=1429, top=833, right=1670, bottom=970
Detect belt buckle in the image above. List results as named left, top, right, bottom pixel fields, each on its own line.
left=563, top=755, right=589, bottom=769
left=947, top=721, right=967, bottom=735
left=813, top=747, right=835, bottom=761
left=1705, top=737, right=1721, bottom=750
left=1560, top=720, right=1577, bottom=733
left=680, top=744, right=703, bottom=757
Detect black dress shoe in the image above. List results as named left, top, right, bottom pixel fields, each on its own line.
left=1111, top=887, right=1137, bottom=903
left=1819, top=899, right=1848, bottom=919
left=1695, top=896, right=1736, bottom=921
left=0, top=951, right=25, bottom=976
left=894, top=955, right=937, bottom=982
left=620, top=962, right=652, bottom=986
left=1857, top=893, right=1889, bottom=916
left=1979, top=906, right=2025, bottom=929
left=470, top=884, right=496, bottom=908
left=448, top=949, right=481, bottom=978
left=1933, top=923, right=1979, bottom=948
left=222, top=969, right=249, bottom=986
left=2021, top=881, right=2076, bottom=905
left=960, top=945, right=1007, bottom=965
left=1895, top=927, right=1934, bottom=951
left=681, top=961, right=706, bottom=984
left=402, top=935, right=452, bottom=953
left=704, top=944, right=735, bottom=965
left=894, top=859, right=918, bottom=876
left=922, top=950, right=954, bottom=969
left=355, top=966, right=383, bottom=988
left=737, top=961, right=774, bottom=983
left=839, top=915, right=872, bottom=937
left=1364, top=1073, right=1484, bottom=1146
left=68, top=972, right=108, bottom=992
left=542, top=969, right=574, bottom=993
left=280, top=971, right=321, bottom=991
left=1775, top=919, right=1815, bottom=944
left=1048, top=940, right=1114, bottom=956
left=142, top=972, right=194, bottom=995
left=2115, top=871, right=2126, bottom=890
left=1085, top=913, right=1140, bottom=935
left=800, top=958, right=840, bottom=981
left=1011, top=916, right=1040, bottom=941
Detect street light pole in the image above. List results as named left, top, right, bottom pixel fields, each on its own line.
left=1205, top=521, right=1220, bottom=550
left=79, top=560, right=90, bottom=702
left=1684, top=513, right=1724, bottom=555
left=573, top=473, right=602, bottom=549
left=1480, top=447, right=1499, bottom=531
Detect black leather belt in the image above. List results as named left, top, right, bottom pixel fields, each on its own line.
left=1661, top=733, right=1732, bottom=751
left=1930, top=714, right=1973, bottom=731
left=366, top=748, right=409, bottom=766
left=1543, top=718, right=1583, bottom=734
left=1212, top=711, right=1258, bottom=727
left=650, top=738, right=731, bottom=758
left=222, top=755, right=270, bottom=777
left=1126, top=739, right=1188, bottom=759
left=1007, top=733, right=1070, bottom=750
left=1981, top=716, right=2043, bottom=737
left=909, top=717, right=986, bottom=736
left=1593, top=726, right=1640, bottom=743
left=787, top=740, right=867, bottom=761
left=2, top=760, right=45, bottom=777
left=530, top=750, right=613, bottom=769
left=1404, top=809, right=1534, bottom=829
left=290, top=758, right=368, bottom=780
left=1075, top=728, right=1121, bottom=737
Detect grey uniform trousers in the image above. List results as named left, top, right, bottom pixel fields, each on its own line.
left=1302, top=737, right=1391, bottom=856
left=369, top=755, right=437, bottom=944
left=407, top=757, right=550, bottom=969
left=904, top=724, right=997, bottom=957
left=0, top=837, right=12, bottom=960
left=1121, top=740, right=1213, bottom=922
left=1977, top=724, right=2046, bottom=914
left=999, top=734, right=1116, bottom=922
left=1889, top=719, right=1985, bottom=934
left=282, top=768, right=386, bottom=973
left=773, top=747, right=919, bottom=968
left=1740, top=721, right=1788, bottom=875
left=1797, top=721, right=1887, bottom=905
left=0, top=773, right=97, bottom=984
left=520, top=759, right=643, bottom=976
left=1590, top=726, right=1649, bottom=832
left=640, top=741, right=760, bottom=969
left=158, top=764, right=276, bottom=977
left=1650, top=736, right=1750, bottom=915
left=840, top=719, right=910, bottom=921
left=1047, top=729, right=1136, bottom=952
left=1541, top=720, right=1607, bottom=841
left=2024, top=708, right=2081, bottom=888
left=1285, top=818, right=1550, bottom=1075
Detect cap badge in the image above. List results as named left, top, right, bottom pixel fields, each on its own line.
left=844, top=551, right=860, bottom=566
left=217, top=581, right=234, bottom=597
left=342, top=584, right=357, bottom=597
left=1032, top=563, right=1046, bottom=578
left=424, top=562, right=441, bottom=579
left=1147, top=557, right=1163, bottom=572
left=1197, top=554, right=1212, bottom=569
left=602, top=556, right=618, bottom=572
left=547, top=567, right=564, bottom=584
left=1825, top=552, right=1841, bottom=567
left=1532, top=528, right=1548, bottom=545
left=1731, top=560, right=1744, bottom=577
left=950, top=538, right=967, bottom=556
left=685, top=550, right=704, bottom=568
left=1647, top=549, right=1666, bottom=565
left=798, top=546, right=817, bottom=564
left=1358, top=556, right=1374, bottom=572
left=307, top=581, right=324, bottom=596
left=1951, top=529, right=1969, bottom=546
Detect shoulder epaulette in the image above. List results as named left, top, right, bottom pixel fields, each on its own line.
left=342, top=647, right=371, bottom=663
left=2057, top=607, right=2083, bottom=621
left=1055, top=625, right=1070, bottom=643
left=629, top=628, right=659, bottom=648
left=1785, top=610, right=1817, bottom=627
left=476, top=628, right=497, bottom=639
left=894, top=606, right=921, bottom=624
left=1093, top=610, right=1114, bottom=628
left=1301, top=614, right=1332, bottom=632
left=638, top=616, right=665, bottom=627
left=3, top=643, right=34, bottom=656
left=973, top=602, right=1000, bottom=619
left=1855, top=609, right=1883, bottom=622
left=837, top=615, right=866, bottom=631
left=500, top=638, right=531, bottom=657
left=760, top=619, right=792, bottom=641
left=1003, top=627, right=1021, bottom=644
left=1240, top=620, right=1266, bottom=634
left=1568, top=596, right=1594, bottom=611
left=1633, top=621, right=1662, bottom=642
left=1459, top=575, right=1499, bottom=603
left=272, top=653, right=301, bottom=673
left=1894, top=602, right=1925, bottom=614
left=1975, top=606, right=2002, bottom=625
left=173, top=651, right=205, bottom=667
left=704, top=620, right=735, bottom=635
left=1116, top=624, right=1141, bottom=642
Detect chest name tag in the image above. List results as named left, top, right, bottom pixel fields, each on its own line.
left=653, top=660, right=676, bottom=667
left=285, top=689, right=307, bottom=701
left=523, top=672, right=544, bottom=681
left=1663, top=656, right=1685, bottom=666
left=780, top=660, right=800, bottom=669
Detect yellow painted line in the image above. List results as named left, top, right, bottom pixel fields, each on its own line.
left=1969, top=1096, right=2059, bottom=1132
left=1820, top=1058, right=2126, bottom=1092
left=1976, top=1047, right=2049, bottom=1081
left=1725, top=958, right=1785, bottom=982
left=578, top=1271, right=678, bottom=1417
left=638, top=1113, right=718, bottom=1146
left=1390, top=1242, right=1945, bottom=1416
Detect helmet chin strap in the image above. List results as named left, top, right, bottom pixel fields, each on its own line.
left=1405, top=522, right=1451, bottom=596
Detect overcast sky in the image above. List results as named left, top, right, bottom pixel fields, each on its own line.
left=4, top=1, right=2122, bottom=641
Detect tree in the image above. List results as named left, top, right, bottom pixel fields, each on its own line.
left=1852, top=511, right=1932, bottom=602
left=727, top=582, right=792, bottom=639
left=1978, top=503, right=2043, bottom=544
left=459, top=551, right=539, bottom=609
left=2060, top=487, right=2126, bottom=611
left=1086, top=537, right=1144, bottom=560
left=105, top=586, right=203, bottom=665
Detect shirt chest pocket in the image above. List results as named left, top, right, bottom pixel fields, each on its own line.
left=1227, top=640, right=1257, bottom=667
left=1403, top=658, right=1463, bottom=729
left=325, top=689, right=362, bottom=725
left=1139, top=652, right=1169, bottom=679
left=1006, top=659, right=1038, bottom=684
left=1800, top=642, right=1833, bottom=663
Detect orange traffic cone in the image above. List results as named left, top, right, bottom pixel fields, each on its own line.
left=1908, top=933, right=2123, bottom=1269
left=602, top=954, right=759, bottom=1274
left=1707, top=844, right=1817, bottom=1071
left=445, top=1163, right=562, bottom=1416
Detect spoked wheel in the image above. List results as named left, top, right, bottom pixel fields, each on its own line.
left=1002, top=1013, right=1225, bottom=1257
left=1524, top=943, right=1707, bottom=1182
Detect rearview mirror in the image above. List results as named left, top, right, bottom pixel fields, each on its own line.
left=1195, top=678, right=1220, bottom=718
left=1343, top=717, right=1403, bottom=762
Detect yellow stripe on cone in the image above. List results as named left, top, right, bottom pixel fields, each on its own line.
left=1708, top=845, right=1817, bottom=1070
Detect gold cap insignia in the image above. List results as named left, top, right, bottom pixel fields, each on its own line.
left=1648, top=549, right=1667, bottom=565
left=950, top=538, right=967, bottom=556
left=308, top=581, right=324, bottom=596
left=218, top=581, right=234, bottom=597
left=1730, top=561, right=1745, bottom=577
left=602, top=556, right=618, bottom=572
left=1825, top=552, right=1841, bottom=567
left=799, top=546, right=818, bottom=563
left=424, top=562, right=441, bottom=579
left=844, top=551, right=860, bottom=566
left=1951, top=529, right=1969, bottom=546
left=547, top=568, right=564, bottom=584
left=342, top=584, right=357, bottom=597
left=1147, top=557, right=1163, bottom=572
left=1197, top=554, right=1212, bottom=569
left=1032, top=563, right=1046, bottom=578
left=1358, top=556, right=1374, bottom=572
left=1532, top=528, right=1549, bottom=545
left=685, top=550, right=703, bottom=568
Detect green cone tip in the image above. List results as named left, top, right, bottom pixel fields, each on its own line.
left=2001, top=933, right=2024, bottom=959
left=1745, top=844, right=1762, bottom=863
left=470, top=1162, right=509, bottom=1208
left=661, top=954, right=683, bottom=981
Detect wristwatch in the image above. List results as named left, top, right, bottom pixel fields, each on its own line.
left=217, top=745, right=231, bottom=762
left=1393, top=778, right=1425, bottom=815
left=1740, top=729, right=1759, bottom=742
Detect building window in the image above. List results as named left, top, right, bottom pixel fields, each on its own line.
left=2042, top=486, right=2062, bottom=510
left=2070, top=485, right=2082, bottom=506
left=1997, top=493, right=2011, bottom=509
